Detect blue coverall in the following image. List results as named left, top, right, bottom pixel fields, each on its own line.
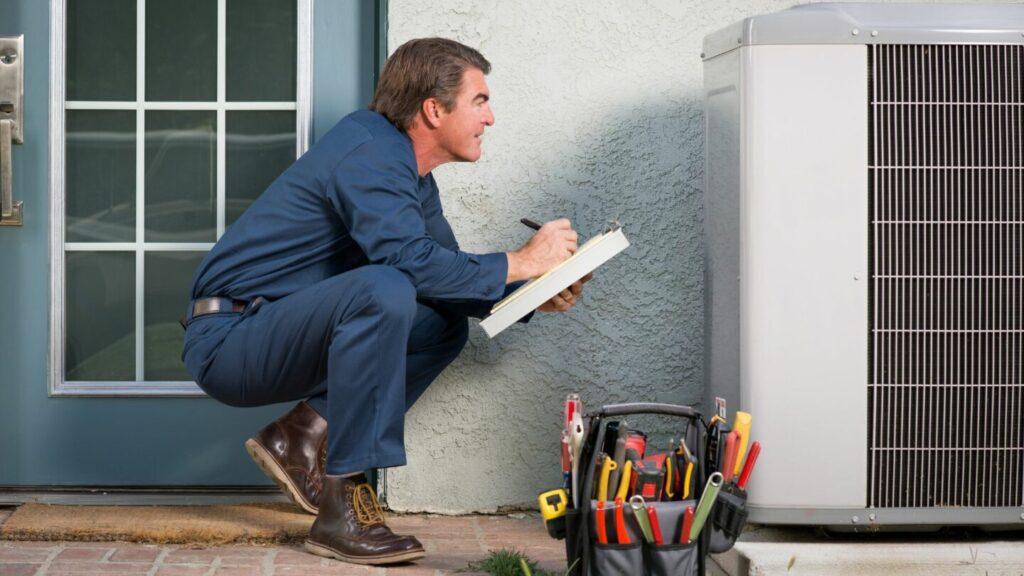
left=182, top=110, right=520, bottom=475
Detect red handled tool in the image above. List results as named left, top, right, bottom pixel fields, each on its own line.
left=614, top=496, right=630, bottom=544
left=721, top=431, right=739, bottom=482
left=737, top=441, right=762, bottom=490
left=646, top=507, right=664, bottom=545
left=633, top=456, right=666, bottom=501
left=680, top=505, right=694, bottom=544
left=596, top=500, right=608, bottom=544
left=624, top=431, right=646, bottom=458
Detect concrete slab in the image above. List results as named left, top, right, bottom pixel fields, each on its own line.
left=711, top=524, right=1024, bottom=576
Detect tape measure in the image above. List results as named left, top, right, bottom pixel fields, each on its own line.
left=538, top=488, right=569, bottom=539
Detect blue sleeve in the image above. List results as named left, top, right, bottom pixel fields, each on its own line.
left=327, top=137, right=507, bottom=301
left=423, top=280, right=535, bottom=323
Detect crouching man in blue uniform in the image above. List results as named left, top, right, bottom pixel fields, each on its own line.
left=181, top=38, right=588, bottom=565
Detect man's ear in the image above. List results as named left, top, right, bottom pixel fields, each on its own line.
left=421, top=98, right=443, bottom=129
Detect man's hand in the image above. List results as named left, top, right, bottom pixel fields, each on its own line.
left=537, top=273, right=593, bottom=313
left=506, top=218, right=578, bottom=282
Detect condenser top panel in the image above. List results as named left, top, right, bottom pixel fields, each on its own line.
left=703, top=2, right=1024, bottom=60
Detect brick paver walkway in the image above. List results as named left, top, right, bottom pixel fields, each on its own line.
left=0, top=509, right=567, bottom=576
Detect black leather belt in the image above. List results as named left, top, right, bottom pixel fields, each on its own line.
left=180, top=297, right=249, bottom=329
left=192, top=297, right=248, bottom=317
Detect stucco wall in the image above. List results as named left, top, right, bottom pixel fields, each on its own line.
left=383, top=0, right=725, bottom=513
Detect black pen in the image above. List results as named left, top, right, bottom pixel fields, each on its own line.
left=520, top=218, right=542, bottom=231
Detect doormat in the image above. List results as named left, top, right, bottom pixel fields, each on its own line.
left=0, top=502, right=314, bottom=545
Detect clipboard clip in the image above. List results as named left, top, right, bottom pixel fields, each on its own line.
left=604, top=218, right=623, bottom=233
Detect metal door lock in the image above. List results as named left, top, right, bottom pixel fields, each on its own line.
left=0, top=35, right=23, bottom=226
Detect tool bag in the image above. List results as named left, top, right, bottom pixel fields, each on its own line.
left=555, top=402, right=749, bottom=576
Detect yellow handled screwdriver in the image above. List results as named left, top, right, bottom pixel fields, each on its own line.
left=732, top=411, right=752, bottom=477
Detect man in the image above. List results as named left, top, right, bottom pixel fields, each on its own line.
left=182, top=38, right=588, bottom=566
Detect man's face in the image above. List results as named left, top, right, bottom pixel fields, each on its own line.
left=436, top=68, right=494, bottom=163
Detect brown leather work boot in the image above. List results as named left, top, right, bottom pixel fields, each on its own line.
left=305, top=474, right=425, bottom=565
left=244, top=401, right=327, bottom=514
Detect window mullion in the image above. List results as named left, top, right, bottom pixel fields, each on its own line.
left=135, top=0, right=147, bottom=382
left=217, top=0, right=227, bottom=239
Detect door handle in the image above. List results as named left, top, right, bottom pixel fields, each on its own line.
left=1, top=119, right=20, bottom=225
left=0, top=35, right=24, bottom=227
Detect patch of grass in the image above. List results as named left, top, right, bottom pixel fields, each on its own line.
left=461, top=548, right=564, bottom=576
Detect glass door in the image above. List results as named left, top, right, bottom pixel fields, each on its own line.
left=55, top=0, right=309, bottom=395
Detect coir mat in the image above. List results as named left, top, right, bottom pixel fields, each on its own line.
left=0, top=502, right=314, bottom=545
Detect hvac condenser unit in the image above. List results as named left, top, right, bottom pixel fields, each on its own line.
left=703, top=3, right=1024, bottom=527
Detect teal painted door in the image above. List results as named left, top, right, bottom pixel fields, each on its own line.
left=0, top=0, right=379, bottom=487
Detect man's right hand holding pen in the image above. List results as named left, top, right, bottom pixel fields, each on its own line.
left=505, top=218, right=578, bottom=282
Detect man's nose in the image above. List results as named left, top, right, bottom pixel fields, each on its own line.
left=483, top=104, right=495, bottom=126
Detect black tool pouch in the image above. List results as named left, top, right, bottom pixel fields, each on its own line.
left=646, top=541, right=699, bottom=576
left=591, top=542, right=643, bottom=575
left=563, top=402, right=709, bottom=576
left=708, top=483, right=749, bottom=553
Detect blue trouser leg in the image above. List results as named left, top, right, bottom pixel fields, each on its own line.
left=192, top=265, right=467, bottom=475
left=305, top=298, right=469, bottom=416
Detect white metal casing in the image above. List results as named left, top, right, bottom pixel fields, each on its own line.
left=704, top=4, right=1024, bottom=527
left=705, top=44, right=868, bottom=522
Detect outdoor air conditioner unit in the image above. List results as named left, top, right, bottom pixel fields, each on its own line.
left=703, top=3, right=1024, bottom=528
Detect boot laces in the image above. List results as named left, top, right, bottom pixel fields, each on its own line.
left=352, top=482, right=386, bottom=526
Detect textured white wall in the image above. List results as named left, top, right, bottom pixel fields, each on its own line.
left=383, top=0, right=996, bottom=513
left=386, top=0, right=726, bottom=513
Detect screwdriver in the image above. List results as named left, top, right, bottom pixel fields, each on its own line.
left=737, top=441, right=762, bottom=490
left=732, top=411, right=752, bottom=477
left=680, top=505, right=694, bottom=544
left=721, top=431, right=739, bottom=482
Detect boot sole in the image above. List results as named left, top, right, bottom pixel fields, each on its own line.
left=304, top=539, right=425, bottom=565
left=244, top=438, right=319, bottom=515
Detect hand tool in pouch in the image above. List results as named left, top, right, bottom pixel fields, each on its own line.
left=647, top=506, right=665, bottom=545
left=595, top=500, right=609, bottom=544
left=597, top=454, right=617, bottom=501
left=721, top=431, right=739, bottom=482
left=569, top=412, right=585, bottom=508
left=664, top=450, right=675, bottom=499
left=615, top=460, right=632, bottom=500
left=678, top=438, right=697, bottom=498
left=737, top=441, right=762, bottom=490
left=606, top=424, right=627, bottom=501
left=707, top=416, right=724, bottom=474
left=690, top=471, right=723, bottom=541
left=613, top=496, right=630, bottom=544
left=537, top=488, right=569, bottom=539
left=625, top=430, right=647, bottom=457
left=732, top=411, right=752, bottom=477
left=560, top=429, right=571, bottom=493
left=628, top=495, right=656, bottom=544
left=633, top=455, right=666, bottom=501
left=680, top=505, right=694, bottom=544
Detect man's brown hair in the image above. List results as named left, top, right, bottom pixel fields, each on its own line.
left=370, top=38, right=491, bottom=131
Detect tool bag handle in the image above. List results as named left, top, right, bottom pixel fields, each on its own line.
left=574, top=402, right=706, bottom=576
left=590, top=402, right=700, bottom=419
